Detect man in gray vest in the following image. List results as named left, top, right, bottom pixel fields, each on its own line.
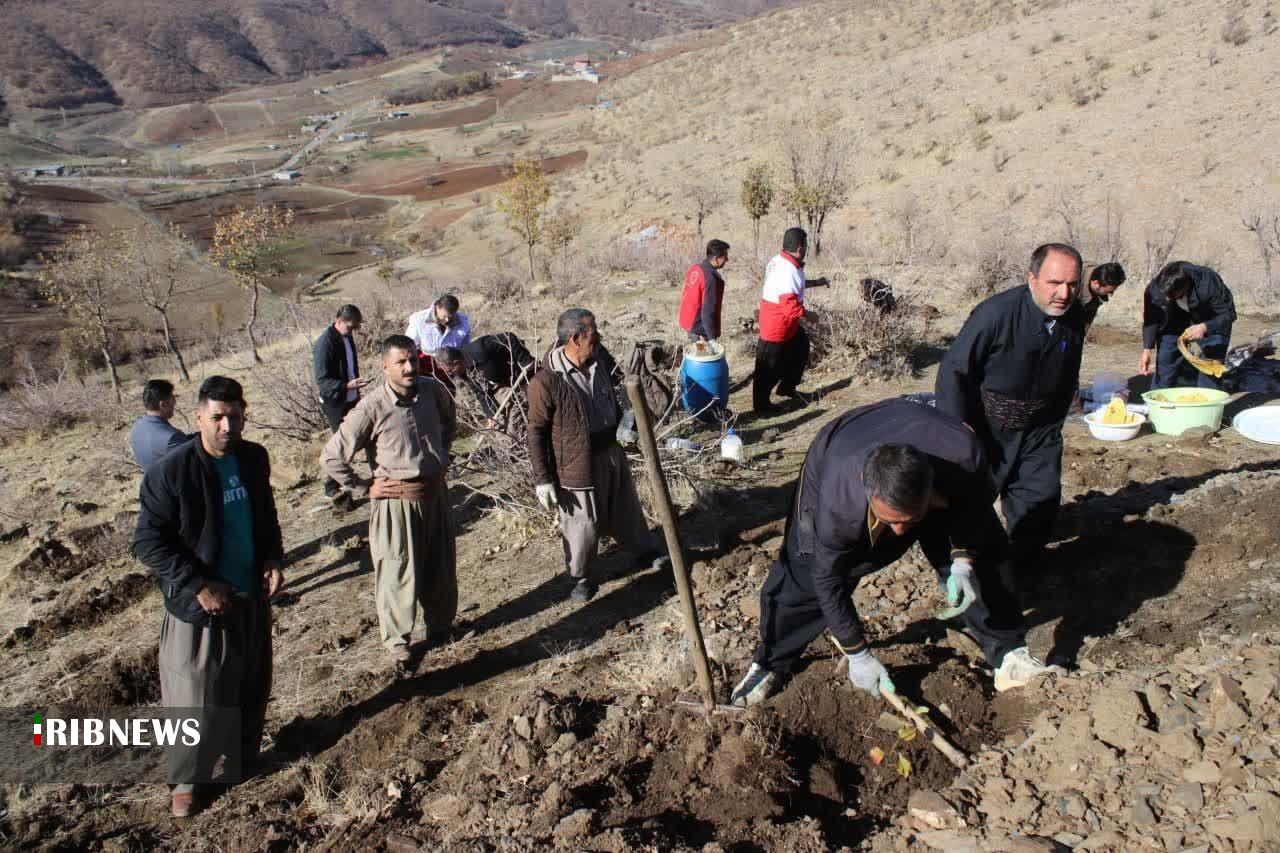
left=129, top=379, right=189, bottom=472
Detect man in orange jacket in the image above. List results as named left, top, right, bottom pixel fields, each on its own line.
left=678, top=239, right=730, bottom=343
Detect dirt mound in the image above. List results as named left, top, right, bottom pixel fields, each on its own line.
left=66, top=643, right=161, bottom=707
left=876, top=634, right=1280, bottom=851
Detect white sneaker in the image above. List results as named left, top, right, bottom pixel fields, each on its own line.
left=994, top=647, right=1064, bottom=692
left=730, top=663, right=779, bottom=707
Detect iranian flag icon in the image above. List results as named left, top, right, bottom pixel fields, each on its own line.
left=33, top=713, right=41, bottom=746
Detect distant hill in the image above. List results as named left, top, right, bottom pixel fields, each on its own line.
left=0, top=0, right=792, bottom=112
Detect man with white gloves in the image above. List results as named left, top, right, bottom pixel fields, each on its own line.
left=527, top=308, right=667, bottom=603
left=731, top=399, right=1058, bottom=707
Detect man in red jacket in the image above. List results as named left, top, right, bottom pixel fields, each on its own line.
left=678, top=239, right=730, bottom=343
left=753, top=227, right=829, bottom=414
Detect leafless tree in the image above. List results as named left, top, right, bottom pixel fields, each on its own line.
left=780, top=111, right=854, bottom=256
left=1242, top=206, right=1280, bottom=297
left=678, top=181, right=727, bottom=242
left=123, top=223, right=201, bottom=381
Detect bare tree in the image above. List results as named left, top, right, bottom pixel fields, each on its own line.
left=1242, top=206, right=1280, bottom=296
left=679, top=181, right=726, bottom=242
left=39, top=227, right=126, bottom=403
left=780, top=111, right=853, bottom=256
left=1142, top=213, right=1185, bottom=282
left=1096, top=192, right=1127, bottom=264
left=124, top=223, right=200, bottom=381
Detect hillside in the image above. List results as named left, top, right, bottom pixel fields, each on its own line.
left=0, top=0, right=793, bottom=113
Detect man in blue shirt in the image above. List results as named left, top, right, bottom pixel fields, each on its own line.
left=129, top=379, right=189, bottom=472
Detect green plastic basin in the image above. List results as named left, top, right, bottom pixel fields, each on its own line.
left=1140, top=388, right=1230, bottom=435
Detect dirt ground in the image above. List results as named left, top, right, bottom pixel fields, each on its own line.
left=343, top=150, right=588, bottom=202
left=2, top=293, right=1279, bottom=849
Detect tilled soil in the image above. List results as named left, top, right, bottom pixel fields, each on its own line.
left=3, top=330, right=1280, bottom=850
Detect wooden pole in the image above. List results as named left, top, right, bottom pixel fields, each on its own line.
left=624, top=378, right=717, bottom=712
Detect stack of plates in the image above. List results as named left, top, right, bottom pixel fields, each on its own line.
left=1233, top=406, right=1280, bottom=444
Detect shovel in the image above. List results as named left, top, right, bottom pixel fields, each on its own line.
left=829, top=636, right=969, bottom=769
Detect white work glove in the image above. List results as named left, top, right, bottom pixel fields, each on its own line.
left=941, top=560, right=980, bottom=619
left=535, top=483, right=558, bottom=512
left=846, top=649, right=896, bottom=696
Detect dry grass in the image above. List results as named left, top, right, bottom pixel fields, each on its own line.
left=0, top=368, right=115, bottom=446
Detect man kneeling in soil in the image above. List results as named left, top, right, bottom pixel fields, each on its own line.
left=322, top=335, right=458, bottom=666
left=731, top=399, right=1058, bottom=707
left=132, top=376, right=285, bottom=817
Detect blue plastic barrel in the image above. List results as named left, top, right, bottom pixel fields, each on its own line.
left=680, top=341, right=729, bottom=420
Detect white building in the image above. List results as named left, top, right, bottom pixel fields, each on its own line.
left=272, top=169, right=302, bottom=182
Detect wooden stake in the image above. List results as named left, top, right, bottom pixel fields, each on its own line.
left=624, top=378, right=717, bottom=712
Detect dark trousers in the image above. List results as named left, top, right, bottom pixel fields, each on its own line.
left=321, top=398, right=375, bottom=495
left=160, top=596, right=271, bottom=792
left=986, top=421, right=1063, bottom=582
left=751, top=512, right=1025, bottom=674
left=1153, top=333, right=1229, bottom=391
left=753, top=328, right=810, bottom=412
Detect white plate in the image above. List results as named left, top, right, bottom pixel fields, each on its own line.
left=1233, top=406, right=1280, bottom=444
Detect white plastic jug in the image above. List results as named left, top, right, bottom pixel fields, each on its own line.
left=720, top=429, right=743, bottom=463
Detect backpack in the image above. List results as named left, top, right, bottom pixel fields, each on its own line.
left=625, top=339, right=678, bottom=418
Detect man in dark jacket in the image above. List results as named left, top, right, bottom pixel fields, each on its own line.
left=935, top=243, right=1086, bottom=591
left=436, top=333, right=535, bottom=419
left=730, top=399, right=1055, bottom=707
left=527, top=309, right=664, bottom=603
left=1079, top=261, right=1126, bottom=327
left=132, top=376, right=285, bottom=818
left=312, top=304, right=372, bottom=499
left=1139, top=261, right=1236, bottom=390
left=678, top=239, right=730, bottom=342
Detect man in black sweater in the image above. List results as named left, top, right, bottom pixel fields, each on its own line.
left=730, top=400, right=1055, bottom=707
left=935, top=243, right=1086, bottom=592
left=312, top=304, right=372, bottom=498
left=132, top=376, right=285, bottom=818
left=1139, top=261, right=1236, bottom=390
left=436, top=333, right=536, bottom=419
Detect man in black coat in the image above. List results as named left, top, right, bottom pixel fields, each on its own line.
left=436, top=333, right=536, bottom=419
left=730, top=399, right=1056, bottom=708
left=1139, top=261, right=1236, bottom=390
left=935, top=243, right=1086, bottom=592
left=312, top=304, right=372, bottom=498
left=132, top=376, right=285, bottom=818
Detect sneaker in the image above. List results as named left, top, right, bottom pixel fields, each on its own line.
left=730, top=663, right=780, bottom=707
left=993, top=647, right=1064, bottom=692
left=170, top=791, right=197, bottom=818
left=569, top=580, right=596, bottom=603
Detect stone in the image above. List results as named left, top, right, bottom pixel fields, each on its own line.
left=759, top=535, right=784, bottom=555
left=554, top=808, right=598, bottom=841
left=511, top=740, right=535, bottom=770
left=1000, top=839, right=1063, bottom=852
left=1210, top=675, right=1250, bottom=729
left=1131, top=797, right=1158, bottom=826
left=739, top=596, right=761, bottom=620
left=1091, top=689, right=1146, bottom=751
left=403, top=758, right=427, bottom=780
left=1157, top=730, right=1202, bottom=761
left=1076, top=830, right=1126, bottom=850
left=424, top=794, right=467, bottom=822
left=1146, top=683, right=1195, bottom=732
left=550, top=732, right=578, bottom=754
left=384, top=832, right=423, bottom=853
left=917, top=829, right=979, bottom=851
left=1056, top=792, right=1088, bottom=819
left=513, top=715, right=533, bottom=741
left=1052, top=833, right=1085, bottom=847
left=908, top=790, right=963, bottom=830
left=877, top=712, right=909, bottom=732
left=1205, top=814, right=1267, bottom=844
left=1241, top=671, right=1277, bottom=706
left=1172, top=782, right=1204, bottom=813
left=1182, top=760, right=1221, bottom=785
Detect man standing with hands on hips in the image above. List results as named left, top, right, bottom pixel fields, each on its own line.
left=322, top=335, right=458, bottom=666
